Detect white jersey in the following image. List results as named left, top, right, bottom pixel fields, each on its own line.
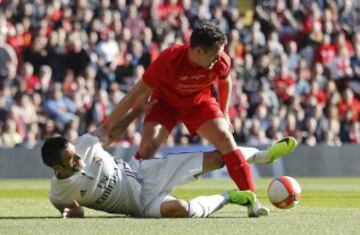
left=49, top=134, right=143, bottom=217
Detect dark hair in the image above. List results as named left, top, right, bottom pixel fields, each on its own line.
left=41, top=136, right=68, bottom=167
left=190, top=22, right=227, bottom=51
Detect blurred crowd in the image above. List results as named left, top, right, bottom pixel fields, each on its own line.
left=0, top=0, right=359, bottom=149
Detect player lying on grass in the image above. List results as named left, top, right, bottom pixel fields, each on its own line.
left=41, top=99, right=297, bottom=218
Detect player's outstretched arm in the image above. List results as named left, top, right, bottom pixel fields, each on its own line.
left=92, top=96, right=156, bottom=148
left=102, top=79, right=151, bottom=135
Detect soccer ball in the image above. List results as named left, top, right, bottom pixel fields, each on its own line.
left=268, top=176, right=302, bottom=209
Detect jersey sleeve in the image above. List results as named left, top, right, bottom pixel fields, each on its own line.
left=142, top=52, right=166, bottom=88
left=49, top=190, right=73, bottom=212
left=217, top=52, right=231, bottom=80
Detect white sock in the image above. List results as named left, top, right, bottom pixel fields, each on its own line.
left=188, top=193, right=228, bottom=218
left=238, top=147, right=270, bottom=164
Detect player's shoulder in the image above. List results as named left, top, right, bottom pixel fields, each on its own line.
left=75, top=133, right=100, bottom=146
left=219, top=51, right=231, bottom=68
left=159, top=43, right=188, bottom=61
left=74, top=133, right=102, bottom=154
left=213, top=52, right=231, bottom=78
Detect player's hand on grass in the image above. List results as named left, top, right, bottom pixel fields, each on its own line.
left=62, top=200, right=84, bottom=218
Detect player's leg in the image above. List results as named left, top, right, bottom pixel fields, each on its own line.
left=150, top=190, right=262, bottom=218
left=198, top=149, right=257, bottom=176
left=195, top=147, right=270, bottom=217
left=140, top=151, right=266, bottom=218
left=239, top=136, right=298, bottom=164
left=200, top=147, right=267, bottom=169
left=143, top=192, right=188, bottom=218
left=196, top=117, right=255, bottom=191
left=184, top=99, right=254, bottom=191
left=136, top=100, right=178, bottom=160
left=146, top=193, right=227, bottom=218
left=266, top=136, right=298, bottom=163
left=197, top=150, right=224, bottom=175
left=160, top=195, right=227, bottom=218
left=140, top=151, right=227, bottom=218
left=238, top=147, right=261, bottom=163
left=199, top=141, right=297, bottom=173
left=160, top=199, right=189, bottom=218
left=194, top=112, right=269, bottom=218
left=137, top=122, right=170, bottom=159
left=195, top=148, right=258, bottom=177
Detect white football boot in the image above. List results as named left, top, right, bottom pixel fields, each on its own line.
left=247, top=198, right=270, bottom=218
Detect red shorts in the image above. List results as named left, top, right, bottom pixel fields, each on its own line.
left=144, top=98, right=225, bottom=135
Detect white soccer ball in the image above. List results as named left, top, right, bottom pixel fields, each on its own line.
left=268, top=176, right=302, bottom=209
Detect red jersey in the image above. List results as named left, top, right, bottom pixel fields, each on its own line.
left=143, top=44, right=231, bottom=108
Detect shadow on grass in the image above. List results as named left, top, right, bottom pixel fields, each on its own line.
left=0, top=215, right=246, bottom=220
left=0, top=215, right=128, bottom=220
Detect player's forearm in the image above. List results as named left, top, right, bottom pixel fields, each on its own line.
left=102, top=80, right=151, bottom=134
left=106, top=106, right=143, bottom=146
left=217, top=77, right=232, bottom=115
left=95, top=96, right=155, bottom=147
left=102, top=93, right=138, bottom=132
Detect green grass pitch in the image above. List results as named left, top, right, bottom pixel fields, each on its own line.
left=1, top=178, right=360, bottom=235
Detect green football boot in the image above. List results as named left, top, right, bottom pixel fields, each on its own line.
left=228, top=190, right=256, bottom=206
left=267, top=136, right=298, bottom=163
left=227, top=190, right=269, bottom=218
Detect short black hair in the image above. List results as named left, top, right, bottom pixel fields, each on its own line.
left=41, top=136, right=68, bottom=167
left=190, top=22, right=227, bottom=51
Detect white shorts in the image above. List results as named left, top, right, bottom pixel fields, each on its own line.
left=138, top=152, right=203, bottom=217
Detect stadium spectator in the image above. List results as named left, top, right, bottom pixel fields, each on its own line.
left=1, top=119, right=23, bottom=147
left=43, top=83, right=78, bottom=129
left=90, top=89, right=112, bottom=126
left=37, top=65, right=53, bottom=95
left=65, top=33, right=91, bottom=76
left=0, top=29, right=18, bottom=81
left=22, top=35, right=48, bottom=74
left=41, top=119, right=60, bottom=140
left=301, top=117, right=319, bottom=146
left=338, top=88, right=360, bottom=122
left=286, top=41, right=301, bottom=71
left=21, top=122, right=41, bottom=149
left=351, top=42, right=360, bottom=77
left=349, top=121, right=360, bottom=144
left=13, top=92, right=38, bottom=125
left=18, top=62, right=40, bottom=92
left=0, top=0, right=358, bottom=149
left=315, top=34, right=337, bottom=65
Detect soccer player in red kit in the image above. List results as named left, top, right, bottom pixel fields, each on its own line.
left=103, top=22, right=297, bottom=217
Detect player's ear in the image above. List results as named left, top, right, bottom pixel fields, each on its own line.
left=193, top=46, right=204, bottom=55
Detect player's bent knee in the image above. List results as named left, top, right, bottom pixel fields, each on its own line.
left=160, top=200, right=189, bottom=218
left=139, top=142, right=160, bottom=159
left=213, top=131, right=235, bottom=150
left=215, top=154, right=225, bottom=168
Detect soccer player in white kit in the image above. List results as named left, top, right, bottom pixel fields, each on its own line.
left=41, top=98, right=297, bottom=218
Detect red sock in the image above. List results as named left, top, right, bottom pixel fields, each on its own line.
left=135, top=152, right=142, bottom=160
left=223, top=149, right=255, bottom=191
